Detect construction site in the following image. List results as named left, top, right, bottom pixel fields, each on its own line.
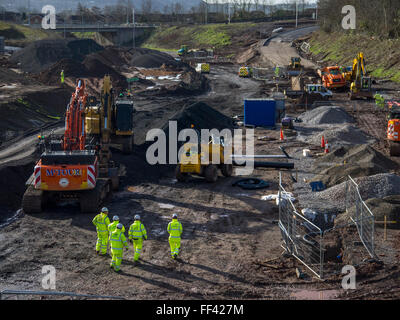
left=1, top=2, right=400, bottom=302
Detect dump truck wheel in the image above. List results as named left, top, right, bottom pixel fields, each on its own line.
left=22, top=186, right=43, bottom=214
left=175, top=165, right=188, bottom=182
left=205, top=165, right=218, bottom=183
left=221, top=164, right=233, bottom=177
left=122, top=136, right=133, bottom=154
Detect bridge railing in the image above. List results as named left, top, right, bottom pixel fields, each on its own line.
left=29, top=23, right=159, bottom=29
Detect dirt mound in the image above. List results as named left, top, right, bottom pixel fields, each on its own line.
left=131, top=48, right=183, bottom=69
left=0, top=157, right=36, bottom=212
left=83, top=56, right=126, bottom=88
left=38, top=57, right=127, bottom=90
left=299, top=173, right=400, bottom=214
left=297, top=124, right=375, bottom=147
left=312, top=145, right=398, bottom=187
left=87, top=46, right=133, bottom=67
left=0, top=67, right=38, bottom=85
left=10, top=39, right=103, bottom=73
left=163, top=101, right=235, bottom=134
left=299, top=105, right=355, bottom=125
left=364, top=196, right=400, bottom=229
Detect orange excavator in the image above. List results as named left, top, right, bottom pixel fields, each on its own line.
left=387, top=101, right=400, bottom=156
left=22, top=78, right=119, bottom=213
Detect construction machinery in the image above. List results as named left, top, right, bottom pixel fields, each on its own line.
left=178, top=45, right=213, bottom=60
left=238, top=66, right=253, bottom=78
left=348, top=52, right=373, bottom=100
left=195, top=63, right=210, bottom=74
left=341, top=66, right=353, bottom=84
left=318, top=66, right=346, bottom=90
left=175, top=131, right=233, bottom=183
left=387, top=101, right=400, bottom=156
left=85, top=76, right=134, bottom=154
left=22, top=78, right=121, bottom=214
left=288, top=57, right=302, bottom=76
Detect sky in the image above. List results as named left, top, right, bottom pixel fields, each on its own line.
left=0, top=0, right=317, bottom=12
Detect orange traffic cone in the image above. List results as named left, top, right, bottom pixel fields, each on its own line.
left=280, top=127, right=284, bottom=141
left=321, top=135, right=325, bottom=149
left=324, top=140, right=330, bottom=153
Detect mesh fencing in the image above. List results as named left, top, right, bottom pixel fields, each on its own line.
left=279, top=173, right=376, bottom=279
left=345, top=176, right=375, bottom=258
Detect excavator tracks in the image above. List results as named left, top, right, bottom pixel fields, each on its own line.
left=79, top=179, right=110, bottom=213
left=22, top=186, right=43, bottom=214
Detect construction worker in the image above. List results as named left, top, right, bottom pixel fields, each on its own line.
left=108, top=216, right=125, bottom=235
left=60, top=69, right=65, bottom=84
left=92, top=207, right=111, bottom=255
left=128, top=214, right=147, bottom=264
left=167, top=213, right=183, bottom=260
left=109, top=223, right=129, bottom=273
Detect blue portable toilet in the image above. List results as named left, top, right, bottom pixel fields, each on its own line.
left=244, top=99, right=276, bottom=127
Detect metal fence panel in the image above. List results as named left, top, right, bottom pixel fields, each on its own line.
left=279, top=174, right=324, bottom=278
left=346, top=176, right=375, bottom=258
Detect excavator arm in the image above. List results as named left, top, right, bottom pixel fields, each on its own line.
left=63, top=79, right=88, bottom=151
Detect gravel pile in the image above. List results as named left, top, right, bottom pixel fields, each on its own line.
left=297, top=173, right=400, bottom=213
left=311, top=145, right=398, bottom=187
left=296, top=123, right=375, bottom=147
left=299, top=105, right=355, bottom=125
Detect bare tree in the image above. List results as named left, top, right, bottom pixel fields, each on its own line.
left=142, top=0, right=153, bottom=15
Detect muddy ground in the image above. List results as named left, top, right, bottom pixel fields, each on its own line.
left=1, top=27, right=400, bottom=300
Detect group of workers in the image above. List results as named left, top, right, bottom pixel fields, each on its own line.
left=92, top=207, right=183, bottom=273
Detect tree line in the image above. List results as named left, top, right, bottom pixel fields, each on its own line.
left=318, top=0, right=400, bottom=38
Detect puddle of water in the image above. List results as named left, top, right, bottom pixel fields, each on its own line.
left=290, top=289, right=340, bottom=300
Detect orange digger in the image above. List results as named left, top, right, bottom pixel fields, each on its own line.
left=387, top=101, right=400, bottom=156
left=22, top=78, right=120, bottom=213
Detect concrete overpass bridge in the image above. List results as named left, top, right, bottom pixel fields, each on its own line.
left=29, top=23, right=159, bottom=45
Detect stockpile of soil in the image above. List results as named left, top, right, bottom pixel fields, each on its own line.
left=299, top=105, right=355, bottom=125
left=298, top=173, right=400, bottom=214
left=297, top=124, right=375, bottom=147
left=82, top=55, right=126, bottom=88
left=38, top=57, right=127, bottom=90
left=88, top=46, right=133, bottom=68
left=312, top=145, right=398, bottom=187
left=163, top=101, right=235, bottom=134
left=0, top=67, right=38, bottom=85
left=0, top=158, right=36, bottom=211
left=131, top=48, right=184, bottom=69
left=10, top=39, right=103, bottom=73
left=363, top=195, right=400, bottom=229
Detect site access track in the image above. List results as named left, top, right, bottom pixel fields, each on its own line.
left=261, top=26, right=318, bottom=68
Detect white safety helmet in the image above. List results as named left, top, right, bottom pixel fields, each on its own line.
left=134, top=214, right=141, bottom=220
left=113, top=215, right=119, bottom=221
left=117, top=223, right=123, bottom=230
left=102, top=207, right=109, bottom=213
left=172, top=213, right=178, bottom=219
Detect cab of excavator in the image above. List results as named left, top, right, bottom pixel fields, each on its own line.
left=389, top=106, right=400, bottom=120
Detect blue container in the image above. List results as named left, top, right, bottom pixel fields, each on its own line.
left=244, top=99, right=276, bottom=127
